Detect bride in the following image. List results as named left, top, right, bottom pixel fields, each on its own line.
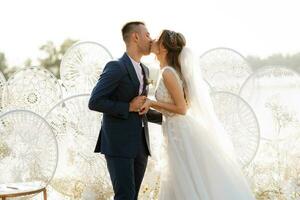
left=139, top=30, right=256, bottom=200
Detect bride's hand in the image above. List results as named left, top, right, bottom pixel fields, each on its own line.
left=139, top=99, right=152, bottom=115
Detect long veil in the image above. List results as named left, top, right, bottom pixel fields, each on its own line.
left=179, top=47, right=238, bottom=162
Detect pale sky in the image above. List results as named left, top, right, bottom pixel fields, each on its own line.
left=0, top=0, right=299, bottom=66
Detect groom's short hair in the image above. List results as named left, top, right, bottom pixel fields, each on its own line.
left=122, top=21, right=145, bottom=43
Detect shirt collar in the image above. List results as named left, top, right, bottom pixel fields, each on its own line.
left=127, top=53, right=141, bottom=67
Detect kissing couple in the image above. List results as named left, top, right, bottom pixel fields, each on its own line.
left=89, top=21, right=256, bottom=200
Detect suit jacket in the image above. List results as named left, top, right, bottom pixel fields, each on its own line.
left=88, top=53, right=162, bottom=158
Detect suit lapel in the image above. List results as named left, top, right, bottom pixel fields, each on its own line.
left=140, top=63, right=149, bottom=96
left=120, top=53, right=140, bottom=95
left=140, top=63, right=151, bottom=154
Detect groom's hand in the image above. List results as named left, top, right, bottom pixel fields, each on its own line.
left=129, top=96, right=146, bottom=112
left=139, top=99, right=152, bottom=115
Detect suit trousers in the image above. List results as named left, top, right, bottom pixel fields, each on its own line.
left=105, top=128, right=149, bottom=200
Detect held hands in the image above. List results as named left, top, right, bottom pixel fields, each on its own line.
left=129, top=96, right=147, bottom=112
left=138, top=99, right=152, bottom=115
left=129, top=96, right=152, bottom=115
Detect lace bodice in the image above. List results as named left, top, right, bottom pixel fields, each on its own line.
left=155, top=66, right=183, bottom=117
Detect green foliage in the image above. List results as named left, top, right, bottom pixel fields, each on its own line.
left=2, top=44, right=300, bottom=80
left=0, top=52, right=16, bottom=79
left=38, top=38, right=78, bottom=78
left=0, top=39, right=78, bottom=79
left=0, top=52, right=6, bottom=72
left=247, top=53, right=300, bottom=73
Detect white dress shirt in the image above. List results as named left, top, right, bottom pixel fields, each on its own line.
left=128, top=55, right=144, bottom=95
left=128, top=54, right=146, bottom=127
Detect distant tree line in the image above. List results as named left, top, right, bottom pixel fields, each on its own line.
left=1, top=42, right=300, bottom=80
left=0, top=38, right=78, bottom=79
left=246, top=53, right=300, bottom=73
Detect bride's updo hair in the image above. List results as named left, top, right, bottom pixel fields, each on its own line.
left=158, top=30, right=186, bottom=78
left=158, top=30, right=188, bottom=102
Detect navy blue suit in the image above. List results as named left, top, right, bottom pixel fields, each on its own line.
left=88, top=53, right=162, bottom=200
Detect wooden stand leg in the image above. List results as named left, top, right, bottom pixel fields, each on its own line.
left=43, top=188, right=47, bottom=200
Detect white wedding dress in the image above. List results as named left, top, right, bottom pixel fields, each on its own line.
left=155, top=66, right=256, bottom=200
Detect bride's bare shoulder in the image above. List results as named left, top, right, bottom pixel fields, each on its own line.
left=162, top=66, right=182, bottom=83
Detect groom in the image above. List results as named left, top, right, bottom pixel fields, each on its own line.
left=88, top=21, right=162, bottom=200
